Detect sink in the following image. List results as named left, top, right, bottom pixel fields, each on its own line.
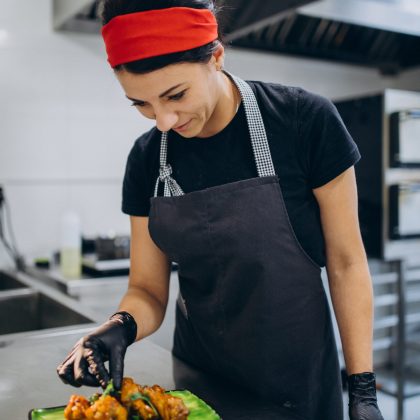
left=0, top=271, right=27, bottom=291
left=0, top=289, right=93, bottom=335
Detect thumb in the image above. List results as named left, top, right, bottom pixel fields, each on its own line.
left=109, top=346, right=126, bottom=390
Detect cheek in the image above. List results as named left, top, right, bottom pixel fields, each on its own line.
left=137, top=107, right=154, bottom=119
left=194, top=98, right=210, bottom=118
left=180, top=102, right=202, bottom=120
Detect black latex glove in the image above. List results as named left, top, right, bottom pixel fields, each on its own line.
left=348, top=372, right=384, bottom=420
left=57, top=311, right=137, bottom=390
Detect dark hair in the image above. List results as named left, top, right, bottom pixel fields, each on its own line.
left=98, top=0, right=224, bottom=73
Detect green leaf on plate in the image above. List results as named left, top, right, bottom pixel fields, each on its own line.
left=30, top=406, right=66, bottom=420
left=167, top=390, right=221, bottom=420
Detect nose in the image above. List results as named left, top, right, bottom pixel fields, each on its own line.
left=155, top=108, right=179, bottom=132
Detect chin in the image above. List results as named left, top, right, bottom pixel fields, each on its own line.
left=180, top=122, right=205, bottom=139
left=179, top=133, right=197, bottom=139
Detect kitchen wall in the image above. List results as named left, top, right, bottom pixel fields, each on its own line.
left=1, top=0, right=420, bottom=268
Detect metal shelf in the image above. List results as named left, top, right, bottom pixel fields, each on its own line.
left=375, top=293, right=398, bottom=306
left=373, top=337, right=393, bottom=351
left=374, top=313, right=420, bottom=332
left=372, top=272, right=399, bottom=286
left=376, top=367, right=420, bottom=399
left=374, top=260, right=420, bottom=419
left=375, top=293, right=420, bottom=308
left=372, top=270, right=420, bottom=286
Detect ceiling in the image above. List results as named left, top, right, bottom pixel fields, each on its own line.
left=53, top=0, right=420, bottom=75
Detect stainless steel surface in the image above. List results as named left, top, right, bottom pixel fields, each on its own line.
left=0, top=289, right=92, bottom=335
left=396, top=259, right=408, bottom=420
left=0, top=269, right=100, bottom=342
left=223, top=0, right=316, bottom=43
left=0, top=271, right=27, bottom=290
left=27, top=265, right=179, bottom=351
left=0, top=330, right=175, bottom=419
left=54, top=0, right=420, bottom=73
left=52, top=0, right=92, bottom=30
left=384, top=90, right=420, bottom=263
left=0, top=330, right=302, bottom=419
left=298, top=0, right=420, bottom=37
left=372, top=260, right=420, bottom=420
left=334, top=89, right=420, bottom=263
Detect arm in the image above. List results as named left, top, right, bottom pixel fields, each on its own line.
left=57, top=215, right=171, bottom=389
left=314, top=167, right=384, bottom=419
left=312, top=166, right=373, bottom=374
left=118, top=216, right=172, bottom=341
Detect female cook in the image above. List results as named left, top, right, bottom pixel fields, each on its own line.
left=57, top=1, right=384, bottom=419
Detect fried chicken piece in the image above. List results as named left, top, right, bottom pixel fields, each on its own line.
left=120, top=377, right=140, bottom=405
left=85, top=395, right=128, bottom=420
left=64, top=395, right=90, bottom=419
left=141, top=385, right=189, bottom=420
left=120, top=377, right=158, bottom=419
left=131, top=399, right=160, bottom=419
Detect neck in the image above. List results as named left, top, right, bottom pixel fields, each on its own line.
left=196, top=70, right=241, bottom=138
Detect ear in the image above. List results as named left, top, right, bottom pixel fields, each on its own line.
left=212, top=43, right=225, bottom=71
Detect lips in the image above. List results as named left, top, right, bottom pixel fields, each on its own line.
left=174, top=120, right=191, bottom=131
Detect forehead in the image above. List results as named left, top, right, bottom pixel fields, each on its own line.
left=115, top=62, right=207, bottom=99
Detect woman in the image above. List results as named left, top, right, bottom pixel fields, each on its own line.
left=57, top=1, right=384, bottom=419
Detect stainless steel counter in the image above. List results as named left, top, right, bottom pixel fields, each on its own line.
left=0, top=329, right=303, bottom=419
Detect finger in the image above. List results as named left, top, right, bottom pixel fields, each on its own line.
left=57, top=354, right=81, bottom=388
left=59, top=348, right=77, bottom=367
left=85, top=347, right=110, bottom=389
left=79, top=360, right=101, bottom=387
left=56, top=339, right=86, bottom=386
left=73, top=349, right=101, bottom=387
left=109, top=347, right=126, bottom=390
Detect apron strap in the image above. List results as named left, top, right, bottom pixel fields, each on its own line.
left=154, top=72, right=276, bottom=198
left=153, top=131, right=185, bottom=197
left=228, top=73, right=276, bottom=178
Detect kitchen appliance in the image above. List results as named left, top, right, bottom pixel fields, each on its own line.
left=334, top=88, right=420, bottom=260
left=390, top=109, right=420, bottom=167
left=389, top=183, right=420, bottom=239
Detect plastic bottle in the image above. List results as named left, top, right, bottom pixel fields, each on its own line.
left=60, top=211, right=82, bottom=279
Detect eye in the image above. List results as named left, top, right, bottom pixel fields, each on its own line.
left=130, top=101, right=146, bottom=108
left=168, top=90, right=187, bottom=101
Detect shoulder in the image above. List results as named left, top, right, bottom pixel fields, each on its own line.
left=246, top=79, right=299, bottom=102
left=244, top=80, right=302, bottom=130
left=126, top=126, right=160, bottom=167
left=295, top=87, right=339, bottom=123
left=130, top=126, right=160, bottom=155
left=246, top=79, right=336, bottom=119
left=246, top=80, right=298, bottom=111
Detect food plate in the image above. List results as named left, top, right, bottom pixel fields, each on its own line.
left=29, top=390, right=221, bottom=420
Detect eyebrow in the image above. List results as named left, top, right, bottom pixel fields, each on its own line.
left=126, top=83, right=187, bottom=102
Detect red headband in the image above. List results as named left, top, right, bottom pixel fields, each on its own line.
left=101, top=7, right=218, bottom=68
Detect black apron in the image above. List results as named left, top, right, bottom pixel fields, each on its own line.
left=148, top=73, right=343, bottom=420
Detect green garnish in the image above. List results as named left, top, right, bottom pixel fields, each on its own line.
left=102, top=379, right=122, bottom=399
left=130, top=392, right=159, bottom=416
left=88, top=393, right=100, bottom=404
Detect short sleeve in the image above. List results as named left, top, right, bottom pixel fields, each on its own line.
left=121, top=129, right=160, bottom=217
left=297, top=88, right=361, bottom=189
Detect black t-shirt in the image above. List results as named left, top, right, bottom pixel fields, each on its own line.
left=122, top=80, right=361, bottom=267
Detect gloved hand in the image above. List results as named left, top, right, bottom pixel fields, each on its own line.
left=57, top=311, right=137, bottom=390
left=348, top=372, right=384, bottom=420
